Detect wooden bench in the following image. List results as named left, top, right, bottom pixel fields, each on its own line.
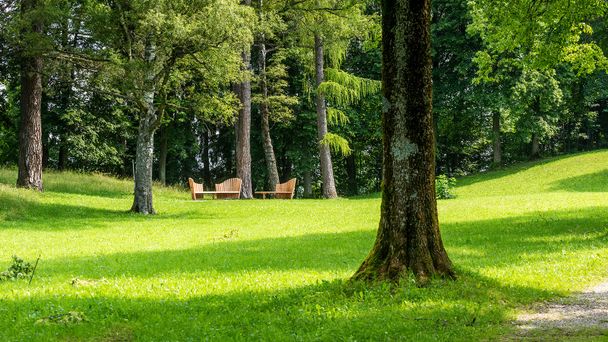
left=255, top=178, right=297, bottom=199
left=188, top=178, right=241, bottom=200
left=215, top=178, right=242, bottom=199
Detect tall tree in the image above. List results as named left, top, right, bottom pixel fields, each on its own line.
left=313, top=34, right=337, bottom=198
left=254, top=0, right=298, bottom=189
left=90, top=0, right=252, bottom=213
left=16, top=0, right=44, bottom=191
left=258, top=39, right=280, bottom=188
left=235, top=0, right=254, bottom=199
left=286, top=0, right=374, bottom=198
left=353, top=0, right=454, bottom=283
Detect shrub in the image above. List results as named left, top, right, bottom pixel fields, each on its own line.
left=0, top=256, right=33, bottom=281
left=436, top=175, right=456, bottom=199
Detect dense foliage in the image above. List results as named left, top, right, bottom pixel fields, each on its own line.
left=0, top=0, right=606, bottom=196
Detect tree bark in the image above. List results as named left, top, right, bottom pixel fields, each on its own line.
left=131, top=41, right=160, bottom=215
left=234, top=0, right=253, bottom=199
left=314, top=35, right=338, bottom=199
left=235, top=60, right=253, bottom=198
left=259, top=38, right=280, bottom=189
left=353, top=0, right=455, bottom=283
left=131, top=117, right=156, bottom=214
left=492, top=111, right=502, bottom=165
left=158, top=125, right=168, bottom=185
left=17, top=0, right=43, bottom=191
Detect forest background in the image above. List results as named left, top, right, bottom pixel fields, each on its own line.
left=1, top=0, right=606, bottom=199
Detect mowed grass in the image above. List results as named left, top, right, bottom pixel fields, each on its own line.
left=1, top=151, right=608, bottom=341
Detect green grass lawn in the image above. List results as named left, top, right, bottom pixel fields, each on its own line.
left=1, top=151, right=608, bottom=341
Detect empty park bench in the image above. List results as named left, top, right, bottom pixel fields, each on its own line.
left=255, top=178, right=297, bottom=199
left=188, top=177, right=242, bottom=200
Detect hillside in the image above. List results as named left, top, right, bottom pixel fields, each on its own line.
left=1, top=151, right=608, bottom=341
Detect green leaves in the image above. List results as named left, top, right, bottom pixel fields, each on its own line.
left=318, top=68, right=380, bottom=107
left=469, top=0, right=608, bottom=73
left=319, top=132, right=351, bottom=156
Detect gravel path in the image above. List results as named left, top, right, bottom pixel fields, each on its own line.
left=514, top=281, right=608, bottom=338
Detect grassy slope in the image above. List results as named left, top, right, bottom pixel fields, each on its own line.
left=1, top=151, right=607, bottom=341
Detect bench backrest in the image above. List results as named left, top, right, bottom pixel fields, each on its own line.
left=275, top=178, right=297, bottom=199
left=215, top=178, right=242, bottom=199
left=188, top=178, right=205, bottom=200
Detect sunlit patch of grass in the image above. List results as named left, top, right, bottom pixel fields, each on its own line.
left=1, top=151, right=608, bottom=340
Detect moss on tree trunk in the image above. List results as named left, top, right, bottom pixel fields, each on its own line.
left=353, top=0, right=455, bottom=283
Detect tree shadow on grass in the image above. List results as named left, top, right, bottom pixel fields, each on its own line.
left=549, top=169, right=608, bottom=192
left=443, top=205, right=608, bottom=270
left=30, top=205, right=608, bottom=280
left=0, top=171, right=132, bottom=199
left=1, top=267, right=556, bottom=341
left=39, top=230, right=376, bottom=276
left=0, top=190, right=222, bottom=230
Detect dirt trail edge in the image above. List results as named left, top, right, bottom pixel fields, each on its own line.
left=514, top=281, right=608, bottom=339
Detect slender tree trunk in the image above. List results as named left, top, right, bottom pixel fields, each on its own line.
left=17, top=0, right=43, bottom=191
left=492, top=111, right=502, bottom=165
left=235, top=78, right=253, bottom=198
left=314, top=35, right=338, bottom=199
left=531, top=133, right=540, bottom=159
left=158, top=126, right=168, bottom=185
left=131, top=117, right=156, bottom=214
left=131, top=41, right=160, bottom=215
left=346, top=153, right=357, bottom=196
left=259, top=37, right=280, bottom=188
left=56, top=13, right=76, bottom=173
left=303, top=170, right=312, bottom=198
left=234, top=0, right=253, bottom=199
left=202, top=130, right=212, bottom=188
left=353, top=0, right=455, bottom=283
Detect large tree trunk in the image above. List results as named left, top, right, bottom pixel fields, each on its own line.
left=314, top=35, right=338, bottom=199
left=158, top=126, right=168, bottom=185
left=259, top=38, right=280, bottom=189
left=492, top=111, right=502, bottom=165
left=353, top=0, right=454, bottom=283
left=17, top=0, right=43, bottom=191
